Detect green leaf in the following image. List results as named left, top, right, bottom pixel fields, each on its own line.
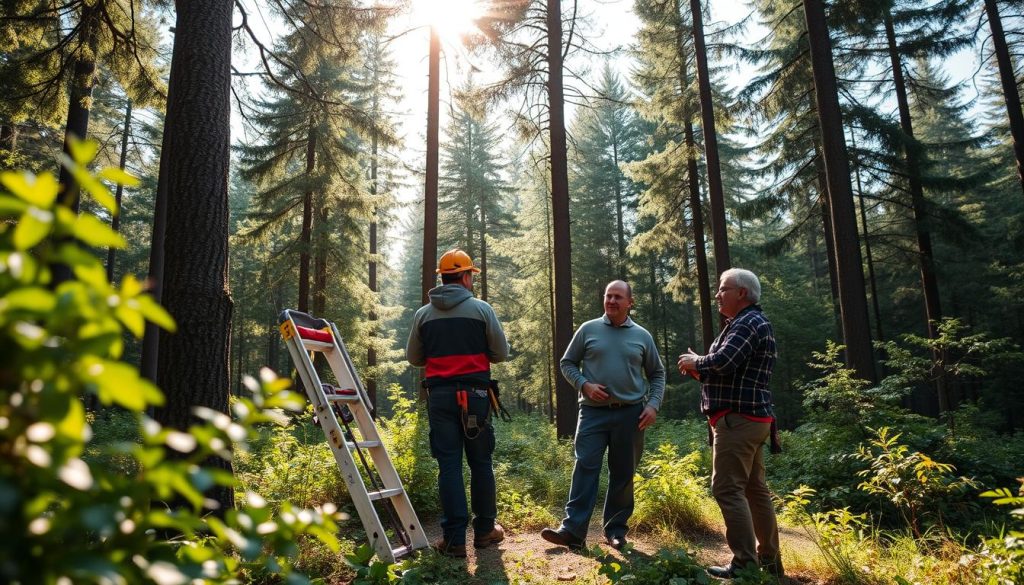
left=78, top=357, right=165, bottom=410
left=0, top=195, right=28, bottom=216
left=114, top=303, right=146, bottom=337
left=136, top=295, right=176, bottom=333
left=72, top=214, right=125, bottom=248
left=13, top=207, right=53, bottom=250
left=0, top=287, right=56, bottom=314
left=0, top=171, right=59, bottom=206
left=67, top=137, right=100, bottom=166
left=98, top=167, right=140, bottom=188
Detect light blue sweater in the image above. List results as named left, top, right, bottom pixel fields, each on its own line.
left=560, top=315, right=666, bottom=411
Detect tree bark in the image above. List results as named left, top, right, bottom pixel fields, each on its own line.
left=57, top=3, right=100, bottom=213
left=298, top=126, right=317, bottom=313
left=984, top=0, right=1024, bottom=196
left=686, top=122, right=714, bottom=351
left=612, top=140, right=626, bottom=280
left=367, top=118, right=379, bottom=415
left=689, top=0, right=730, bottom=278
left=884, top=11, right=949, bottom=417
left=848, top=130, right=884, bottom=343
left=107, top=100, right=132, bottom=284
left=676, top=14, right=714, bottom=350
left=153, top=0, right=235, bottom=512
left=802, top=0, right=876, bottom=383
left=422, top=27, right=441, bottom=306
left=548, top=0, right=577, bottom=438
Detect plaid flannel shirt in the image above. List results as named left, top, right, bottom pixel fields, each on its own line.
left=696, top=304, right=777, bottom=417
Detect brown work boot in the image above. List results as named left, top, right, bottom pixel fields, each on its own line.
left=474, top=523, right=505, bottom=548
left=432, top=539, right=466, bottom=558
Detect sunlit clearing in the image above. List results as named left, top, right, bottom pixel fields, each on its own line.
left=413, top=0, right=484, bottom=42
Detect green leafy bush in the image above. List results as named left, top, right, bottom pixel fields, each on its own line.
left=598, top=547, right=711, bottom=584
left=0, top=147, right=342, bottom=583
left=855, top=427, right=977, bottom=537
left=973, top=480, right=1024, bottom=585
left=632, top=444, right=717, bottom=537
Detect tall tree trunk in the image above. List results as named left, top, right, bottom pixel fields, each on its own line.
left=685, top=122, right=714, bottom=350
left=612, top=140, right=626, bottom=279
left=367, top=116, right=379, bottom=416
left=984, top=0, right=1024, bottom=195
left=153, top=0, right=235, bottom=512
left=107, top=100, right=132, bottom=284
left=57, top=3, right=99, bottom=213
left=884, top=12, right=949, bottom=418
left=545, top=186, right=556, bottom=425
left=689, top=0, right=730, bottom=278
left=848, top=130, right=884, bottom=343
left=548, top=0, right=576, bottom=438
left=814, top=140, right=842, bottom=333
left=298, top=126, right=317, bottom=313
left=479, top=204, right=489, bottom=301
left=266, top=274, right=281, bottom=372
left=52, top=5, right=100, bottom=288
left=802, top=0, right=876, bottom=383
left=312, top=204, right=327, bottom=318
left=141, top=125, right=171, bottom=383
left=422, top=27, right=441, bottom=306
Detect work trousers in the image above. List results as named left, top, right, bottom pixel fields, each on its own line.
left=560, top=403, right=645, bottom=541
left=711, top=412, right=780, bottom=568
left=428, top=386, right=496, bottom=546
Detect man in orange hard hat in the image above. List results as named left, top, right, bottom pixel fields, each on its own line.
left=407, top=249, right=510, bottom=558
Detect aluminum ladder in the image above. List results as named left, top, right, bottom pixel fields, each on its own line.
left=278, top=309, right=428, bottom=562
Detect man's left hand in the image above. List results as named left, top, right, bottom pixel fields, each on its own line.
left=638, top=406, right=657, bottom=430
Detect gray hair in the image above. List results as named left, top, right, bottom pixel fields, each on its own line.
left=722, top=268, right=761, bottom=303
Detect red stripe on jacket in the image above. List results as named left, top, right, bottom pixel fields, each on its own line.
left=425, top=353, right=490, bottom=379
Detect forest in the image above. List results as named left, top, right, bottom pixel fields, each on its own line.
left=1, top=0, right=1024, bottom=583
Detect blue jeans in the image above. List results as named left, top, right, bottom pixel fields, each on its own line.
left=427, top=386, right=496, bottom=546
left=560, top=403, right=645, bottom=540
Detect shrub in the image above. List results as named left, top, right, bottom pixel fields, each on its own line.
left=632, top=444, right=717, bottom=537
left=0, top=146, right=342, bottom=583
left=598, top=547, right=712, bottom=584
left=973, top=480, right=1024, bottom=584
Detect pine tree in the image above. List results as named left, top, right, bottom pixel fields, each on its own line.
left=438, top=87, right=515, bottom=302
left=568, top=64, right=645, bottom=318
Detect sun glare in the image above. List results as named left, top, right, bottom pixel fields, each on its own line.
left=413, top=0, right=485, bottom=42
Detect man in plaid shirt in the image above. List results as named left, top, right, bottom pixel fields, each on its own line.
left=677, top=268, right=782, bottom=579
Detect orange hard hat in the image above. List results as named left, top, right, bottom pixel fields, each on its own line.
left=437, top=249, right=481, bottom=274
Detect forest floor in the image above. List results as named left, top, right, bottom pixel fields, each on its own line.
left=410, top=518, right=827, bottom=584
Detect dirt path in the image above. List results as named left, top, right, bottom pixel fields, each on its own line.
left=417, top=520, right=824, bottom=584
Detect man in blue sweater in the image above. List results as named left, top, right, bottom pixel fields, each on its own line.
left=678, top=268, right=782, bottom=578
left=541, top=280, right=665, bottom=551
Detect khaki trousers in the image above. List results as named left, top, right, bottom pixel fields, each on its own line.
left=711, top=413, right=780, bottom=568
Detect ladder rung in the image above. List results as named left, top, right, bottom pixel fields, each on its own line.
left=367, top=488, right=404, bottom=502
left=327, top=393, right=360, bottom=403
left=347, top=440, right=382, bottom=449
left=302, top=339, right=334, bottom=352
left=391, top=545, right=412, bottom=558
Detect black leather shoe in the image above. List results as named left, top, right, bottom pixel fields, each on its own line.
left=540, top=527, right=584, bottom=550
left=707, top=564, right=740, bottom=579
left=605, top=535, right=627, bottom=550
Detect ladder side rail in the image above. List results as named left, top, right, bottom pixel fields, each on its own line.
left=329, top=322, right=374, bottom=415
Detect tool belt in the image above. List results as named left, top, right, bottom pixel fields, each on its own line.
left=425, top=380, right=512, bottom=439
